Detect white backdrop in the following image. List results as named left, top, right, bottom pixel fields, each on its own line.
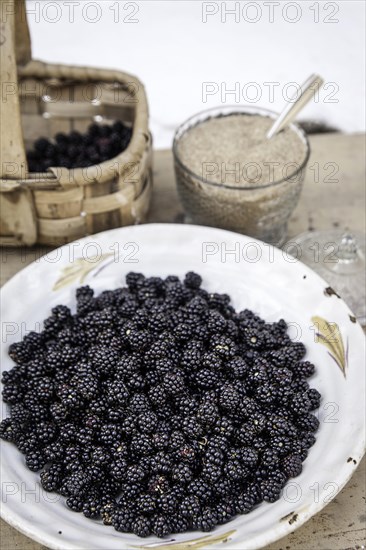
left=26, top=0, right=365, bottom=148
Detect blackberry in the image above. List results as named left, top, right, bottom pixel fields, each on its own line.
left=126, top=464, right=147, bottom=483
left=197, top=401, right=219, bottom=428
left=290, top=392, right=312, bottom=415
left=270, top=436, right=293, bottom=457
left=137, top=411, right=158, bottom=434
left=132, top=516, right=152, bottom=537
left=187, top=479, right=213, bottom=503
left=196, top=368, right=219, bottom=389
left=207, top=310, right=227, bottom=334
left=172, top=463, right=193, bottom=484
left=260, top=479, right=282, bottom=503
left=219, top=384, right=239, bottom=411
left=307, top=388, right=321, bottom=410
left=136, top=493, right=157, bottom=515
left=300, top=431, right=316, bottom=449
left=170, top=514, right=190, bottom=533
left=214, top=501, right=235, bottom=525
left=192, top=507, right=217, bottom=532
left=130, top=434, right=153, bottom=457
left=292, top=360, right=315, bottom=378
left=182, top=416, right=204, bottom=440
left=177, top=395, right=199, bottom=417
left=269, top=342, right=306, bottom=368
left=240, top=447, right=259, bottom=469
left=150, top=452, right=173, bottom=474
left=25, top=451, right=46, bottom=471
left=184, top=271, right=202, bottom=289
left=282, top=454, right=303, bottom=478
left=113, top=508, right=135, bottom=532
left=148, top=475, right=170, bottom=495
left=152, top=431, right=170, bottom=451
left=295, top=413, right=320, bottom=432
left=202, top=462, right=222, bottom=483
left=110, top=458, right=128, bottom=480
left=65, top=471, right=91, bottom=496
left=180, top=495, right=201, bottom=518
left=157, top=490, right=179, bottom=513
left=0, top=418, right=21, bottom=442
left=152, top=514, right=172, bottom=537
left=235, top=491, right=257, bottom=514
left=227, top=356, right=248, bottom=379
left=83, top=496, right=101, bottom=519
left=2, top=383, right=23, bottom=404
left=224, top=460, right=248, bottom=481
left=163, top=371, right=186, bottom=395
left=66, top=495, right=84, bottom=512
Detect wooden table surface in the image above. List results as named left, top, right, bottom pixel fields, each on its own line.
left=1, top=133, right=365, bottom=549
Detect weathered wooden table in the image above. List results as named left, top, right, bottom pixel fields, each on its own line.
left=1, top=133, right=365, bottom=549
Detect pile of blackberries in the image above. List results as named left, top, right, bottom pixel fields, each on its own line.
left=0, top=272, right=321, bottom=538
left=26, top=121, right=132, bottom=172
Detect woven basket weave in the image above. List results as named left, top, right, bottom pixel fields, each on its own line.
left=0, top=0, right=152, bottom=246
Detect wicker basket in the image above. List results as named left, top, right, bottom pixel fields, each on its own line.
left=0, top=0, right=152, bottom=246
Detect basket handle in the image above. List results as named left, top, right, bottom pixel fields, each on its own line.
left=0, top=0, right=31, bottom=178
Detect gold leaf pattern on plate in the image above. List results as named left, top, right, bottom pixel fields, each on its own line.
left=132, top=530, right=236, bottom=550
left=311, top=316, right=348, bottom=377
left=53, top=253, right=113, bottom=291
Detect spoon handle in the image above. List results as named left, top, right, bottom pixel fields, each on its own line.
left=266, top=74, right=324, bottom=139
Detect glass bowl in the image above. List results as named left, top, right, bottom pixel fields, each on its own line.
left=173, top=106, right=310, bottom=246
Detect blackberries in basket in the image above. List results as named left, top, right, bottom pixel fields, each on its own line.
left=0, top=271, right=321, bottom=538
left=26, top=121, right=132, bottom=172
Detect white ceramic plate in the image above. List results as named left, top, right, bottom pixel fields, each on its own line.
left=1, top=224, right=365, bottom=550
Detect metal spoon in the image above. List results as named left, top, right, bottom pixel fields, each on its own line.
left=266, top=74, right=324, bottom=139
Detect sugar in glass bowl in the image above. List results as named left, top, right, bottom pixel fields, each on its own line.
left=173, top=106, right=310, bottom=246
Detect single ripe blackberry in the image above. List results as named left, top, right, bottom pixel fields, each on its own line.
left=219, top=384, right=240, bottom=411
left=184, top=271, right=202, bottom=289
left=292, top=360, right=316, bottom=379
left=25, top=450, right=47, bottom=472
left=269, top=342, right=307, bottom=368
left=180, top=495, right=201, bottom=518
left=136, top=493, right=157, bottom=515
left=282, top=454, right=303, bottom=478
left=191, top=507, right=218, bottom=532
left=137, top=411, right=158, bottom=434
left=66, top=495, right=84, bottom=512
left=290, top=392, right=312, bottom=415
left=10, top=403, right=30, bottom=425
left=214, top=501, right=235, bottom=525
left=151, top=514, right=172, bottom=537
left=132, top=516, right=152, bottom=537
left=197, top=401, right=219, bottom=428
left=172, top=463, right=193, bottom=484
left=196, top=368, right=219, bottom=389
left=83, top=495, right=101, bottom=519
left=112, top=507, right=135, bottom=532
left=295, top=413, right=320, bottom=432
left=0, top=418, right=21, bottom=442
left=162, top=371, right=186, bottom=395
left=260, top=479, right=282, bottom=503
left=269, top=435, right=293, bottom=457
left=40, top=463, right=63, bottom=491
left=182, top=416, right=204, bottom=440
left=187, top=479, right=213, bottom=503
left=170, top=485, right=186, bottom=503
left=235, top=492, right=256, bottom=514
left=306, top=388, right=321, bottom=410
